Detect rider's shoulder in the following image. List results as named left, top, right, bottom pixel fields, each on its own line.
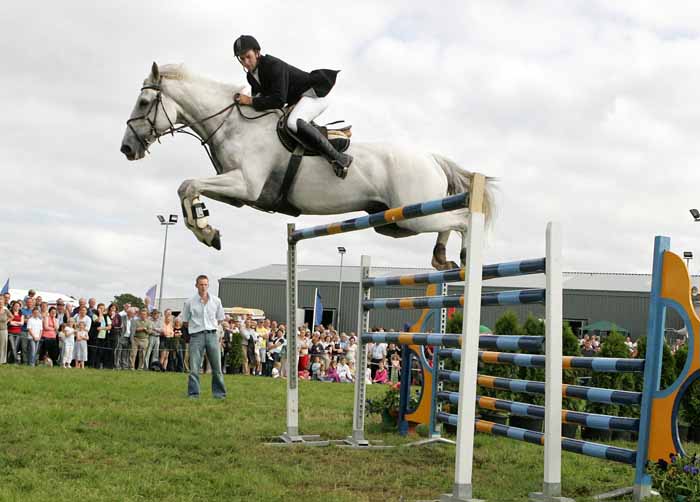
left=260, top=54, right=285, bottom=67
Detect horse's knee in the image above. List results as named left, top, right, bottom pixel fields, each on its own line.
left=177, top=179, right=198, bottom=199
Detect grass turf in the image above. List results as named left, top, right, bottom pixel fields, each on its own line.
left=0, top=366, right=650, bottom=501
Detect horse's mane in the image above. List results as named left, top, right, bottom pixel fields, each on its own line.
left=149, top=63, right=245, bottom=94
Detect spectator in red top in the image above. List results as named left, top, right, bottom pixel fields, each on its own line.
left=8, top=302, right=23, bottom=364
left=39, top=306, right=59, bottom=364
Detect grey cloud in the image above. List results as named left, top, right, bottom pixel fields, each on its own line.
left=3, top=1, right=700, bottom=302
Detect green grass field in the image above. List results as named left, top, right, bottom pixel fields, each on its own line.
left=0, top=366, right=652, bottom=501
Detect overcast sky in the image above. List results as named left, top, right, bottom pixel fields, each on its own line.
left=2, top=1, right=700, bottom=303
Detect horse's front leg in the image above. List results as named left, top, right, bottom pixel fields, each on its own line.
left=178, top=172, right=249, bottom=251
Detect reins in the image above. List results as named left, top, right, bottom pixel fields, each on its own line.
left=126, top=80, right=280, bottom=174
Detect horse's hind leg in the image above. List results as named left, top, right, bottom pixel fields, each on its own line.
left=431, top=231, right=458, bottom=271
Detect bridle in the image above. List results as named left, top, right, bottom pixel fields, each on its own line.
left=125, top=77, right=281, bottom=174
left=126, top=78, right=238, bottom=173
left=125, top=80, right=178, bottom=153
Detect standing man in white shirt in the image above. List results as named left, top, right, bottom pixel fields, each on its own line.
left=26, top=308, right=44, bottom=366
left=181, top=275, right=227, bottom=399
left=115, top=306, right=134, bottom=370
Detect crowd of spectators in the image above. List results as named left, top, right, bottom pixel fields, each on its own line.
left=578, top=333, right=640, bottom=357
left=0, top=289, right=402, bottom=385
left=0, top=291, right=193, bottom=371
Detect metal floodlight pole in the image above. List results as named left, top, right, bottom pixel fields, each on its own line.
left=337, top=246, right=346, bottom=330
left=684, top=251, right=693, bottom=270
left=157, top=214, right=178, bottom=310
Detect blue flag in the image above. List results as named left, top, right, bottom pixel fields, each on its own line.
left=313, top=288, right=324, bottom=328
left=0, top=278, right=8, bottom=295
left=145, top=284, right=157, bottom=311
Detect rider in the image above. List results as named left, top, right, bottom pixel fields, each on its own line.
left=232, top=35, right=352, bottom=179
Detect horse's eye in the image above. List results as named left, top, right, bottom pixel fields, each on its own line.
left=139, top=99, right=149, bottom=108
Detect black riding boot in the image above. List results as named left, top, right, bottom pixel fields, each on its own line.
left=295, top=119, right=352, bottom=179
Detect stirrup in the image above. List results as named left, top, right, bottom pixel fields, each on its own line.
left=332, top=162, right=349, bottom=179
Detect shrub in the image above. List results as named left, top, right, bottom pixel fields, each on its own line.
left=562, top=322, right=584, bottom=412
left=479, top=311, right=522, bottom=403
left=586, top=330, right=628, bottom=417
left=227, top=332, right=244, bottom=374
left=519, top=314, right=545, bottom=406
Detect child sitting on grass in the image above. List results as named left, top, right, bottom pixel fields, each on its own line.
left=337, top=357, right=353, bottom=383
left=271, top=361, right=281, bottom=378
left=373, top=359, right=388, bottom=384
left=324, top=359, right=340, bottom=382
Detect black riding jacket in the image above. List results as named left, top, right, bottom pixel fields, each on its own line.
left=248, top=54, right=339, bottom=111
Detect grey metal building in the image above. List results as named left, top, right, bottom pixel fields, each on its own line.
left=219, top=264, right=689, bottom=337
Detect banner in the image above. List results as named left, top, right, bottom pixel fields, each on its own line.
left=145, top=284, right=157, bottom=311
left=312, top=288, right=324, bottom=328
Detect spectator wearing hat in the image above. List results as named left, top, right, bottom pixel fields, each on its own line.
left=145, top=310, right=162, bottom=369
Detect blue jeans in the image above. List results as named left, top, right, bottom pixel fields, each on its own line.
left=21, top=332, right=30, bottom=364
left=28, top=339, right=40, bottom=366
left=8, top=334, right=21, bottom=363
left=188, top=331, right=226, bottom=398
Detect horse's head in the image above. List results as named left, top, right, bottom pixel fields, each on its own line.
left=120, top=62, right=179, bottom=161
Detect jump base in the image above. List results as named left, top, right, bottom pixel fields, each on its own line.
left=266, top=433, right=329, bottom=447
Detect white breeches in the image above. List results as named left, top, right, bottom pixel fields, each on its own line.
left=287, top=88, right=329, bottom=133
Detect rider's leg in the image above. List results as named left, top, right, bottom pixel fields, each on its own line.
left=286, top=91, right=329, bottom=133
left=288, top=91, right=352, bottom=179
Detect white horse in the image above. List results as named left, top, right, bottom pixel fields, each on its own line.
left=120, top=63, right=495, bottom=269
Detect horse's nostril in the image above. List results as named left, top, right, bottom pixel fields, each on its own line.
left=120, top=143, right=133, bottom=156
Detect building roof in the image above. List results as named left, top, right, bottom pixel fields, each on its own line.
left=221, top=264, right=692, bottom=293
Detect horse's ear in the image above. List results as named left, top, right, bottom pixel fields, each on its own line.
left=150, top=62, right=160, bottom=82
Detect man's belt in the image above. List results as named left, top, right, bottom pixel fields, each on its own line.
left=193, top=329, right=217, bottom=334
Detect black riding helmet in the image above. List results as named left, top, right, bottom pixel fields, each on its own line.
left=233, top=35, right=261, bottom=57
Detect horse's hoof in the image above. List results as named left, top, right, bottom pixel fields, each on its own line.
left=211, top=230, right=221, bottom=250
left=448, top=261, right=459, bottom=270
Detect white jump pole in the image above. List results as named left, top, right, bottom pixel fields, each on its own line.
left=350, top=255, right=372, bottom=445
left=530, top=222, right=567, bottom=502
left=285, top=223, right=300, bottom=440
left=444, top=174, right=486, bottom=502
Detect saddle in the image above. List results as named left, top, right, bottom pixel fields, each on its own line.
left=276, top=106, right=352, bottom=155
left=247, top=106, right=353, bottom=218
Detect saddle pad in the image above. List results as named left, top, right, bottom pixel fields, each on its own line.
left=276, top=107, right=351, bottom=156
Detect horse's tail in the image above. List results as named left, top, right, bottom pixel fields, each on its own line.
left=431, top=153, right=496, bottom=226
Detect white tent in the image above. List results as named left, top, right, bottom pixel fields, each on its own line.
left=8, top=288, right=79, bottom=306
